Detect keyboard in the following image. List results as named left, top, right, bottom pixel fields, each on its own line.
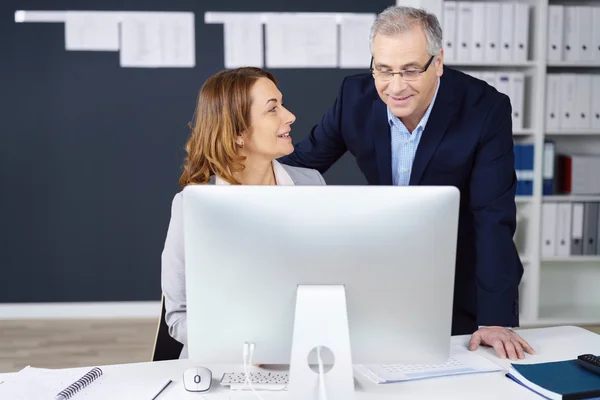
left=220, top=371, right=289, bottom=391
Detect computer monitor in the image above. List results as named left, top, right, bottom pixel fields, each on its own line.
left=183, top=185, right=459, bottom=369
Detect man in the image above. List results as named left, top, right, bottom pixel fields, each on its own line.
left=280, top=6, right=535, bottom=360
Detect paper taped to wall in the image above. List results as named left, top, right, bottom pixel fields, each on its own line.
left=265, top=13, right=337, bottom=68
left=120, top=12, right=195, bottom=68
left=339, top=13, right=375, bottom=68
left=65, top=11, right=120, bottom=51
left=223, top=14, right=264, bottom=68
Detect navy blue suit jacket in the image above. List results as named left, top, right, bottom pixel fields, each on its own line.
left=280, top=67, right=523, bottom=335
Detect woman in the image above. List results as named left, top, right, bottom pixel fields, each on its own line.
left=161, top=67, right=325, bottom=357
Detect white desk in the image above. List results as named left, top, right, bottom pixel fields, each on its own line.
left=3, top=326, right=599, bottom=399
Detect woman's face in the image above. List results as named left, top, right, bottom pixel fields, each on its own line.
left=237, top=78, right=296, bottom=161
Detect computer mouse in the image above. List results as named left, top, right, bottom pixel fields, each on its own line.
left=183, top=366, right=212, bottom=392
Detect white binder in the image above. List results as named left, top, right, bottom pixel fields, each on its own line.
left=513, top=3, right=529, bottom=62
left=541, top=202, right=558, bottom=258
left=593, top=7, right=600, bottom=62
left=592, top=75, right=600, bottom=130
left=559, top=73, right=578, bottom=130
left=500, top=3, right=514, bottom=62
left=563, top=6, right=579, bottom=62
left=457, top=2, right=473, bottom=62
left=495, top=72, right=510, bottom=97
left=545, top=74, right=561, bottom=131
left=556, top=203, right=572, bottom=257
left=577, top=6, right=594, bottom=62
left=575, top=74, right=592, bottom=129
left=482, top=71, right=496, bottom=88
left=470, top=2, right=485, bottom=62
left=484, top=3, right=500, bottom=62
left=547, top=5, right=564, bottom=61
left=443, top=1, right=458, bottom=63
left=571, top=203, right=585, bottom=255
left=510, top=72, right=525, bottom=131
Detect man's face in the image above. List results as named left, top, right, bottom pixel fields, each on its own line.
left=371, top=24, right=443, bottom=121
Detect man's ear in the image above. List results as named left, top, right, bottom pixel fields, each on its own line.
left=436, top=49, right=444, bottom=77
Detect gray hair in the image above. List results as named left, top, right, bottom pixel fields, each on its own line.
left=370, top=6, right=443, bottom=57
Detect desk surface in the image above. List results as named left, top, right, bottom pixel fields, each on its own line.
left=2, top=325, right=599, bottom=399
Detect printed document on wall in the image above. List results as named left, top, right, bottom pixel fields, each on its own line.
left=339, top=14, right=375, bottom=68
left=265, top=13, right=337, bottom=68
left=120, top=12, right=195, bottom=68
left=223, top=14, right=264, bottom=68
left=65, top=11, right=120, bottom=51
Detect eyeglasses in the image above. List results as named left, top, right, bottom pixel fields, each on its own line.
left=369, top=55, right=435, bottom=82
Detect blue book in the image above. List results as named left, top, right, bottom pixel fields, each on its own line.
left=506, top=359, right=600, bottom=399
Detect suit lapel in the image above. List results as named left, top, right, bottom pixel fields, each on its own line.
left=409, top=75, right=457, bottom=185
left=372, top=100, right=393, bottom=185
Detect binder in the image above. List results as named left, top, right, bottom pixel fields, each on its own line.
left=500, top=3, right=514, bottom=62
left=571, top=202, right=584, bottom=255
left=547, top=5, right=564, bottom=61
left=457, top=2, right=473, bottom=61
left=545, top=74, right=561, bottom=131
left=495, top=72, right=510, bottom=97
left=559, top=74, right=578, bottom=130
left=593, top=7, right=600, bottom=62
left=556, top=154, right=573, bottom=194
left=555, top=202, right=572, bottom=257
left=521, top=144, right=534, bottom=196
left=470, top=2, right=485, bottom=62
left=443, top=1, right=458, bottom=63
left=541, top=202, right=558, bottom=258
left=513, top=3, right=529, bottom=62
left=543, top=141, right=556, bottom=195
left=597, top=203, right=600, bottom=255
left=484, top=3, right=500, bottom=63
left=570, top=155, right=600, bottom=195
left=577, top=6, right=594, bottom=62
left=506, top=359, right=600, bottom=400
left=510, top=72, right=525, bottom=131
left=583, top=202, right=599, bottom=255
left=514, top=144, right=523, bottom=195
left=575, top=74, right=592, bottom=129
left=563, top=6, right=579, bottom=62
left=592, top=75, right=600, bottom=130
left=482, top=71, right=496, bottom=88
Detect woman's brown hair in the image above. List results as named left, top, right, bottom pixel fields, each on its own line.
left=179, top=67, right=278, bottom=186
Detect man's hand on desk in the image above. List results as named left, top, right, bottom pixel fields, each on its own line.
left=468, top=326, right=536, bottom=360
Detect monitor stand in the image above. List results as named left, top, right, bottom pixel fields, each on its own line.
left=288, top=285, right=355, bottom=400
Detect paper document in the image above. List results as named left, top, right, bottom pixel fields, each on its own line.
left=223, top=14, right=264, bottom=68
left=265, top=13, right=337, bottom=68
left=0, top=365, right=172, bottom=400
left=65, top=11, right=120, bottom=51
left=355, top=345, right=503, bottom=383
left=120, top=12, right=195, bottom=68
left=339, top=14, right=375, bottom=68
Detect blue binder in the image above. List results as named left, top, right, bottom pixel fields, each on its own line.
left=506, top=359, right=600, bottom=399
left=515, top=144, right=523, bottom=196
left=521, top=144, right=534, bottom=196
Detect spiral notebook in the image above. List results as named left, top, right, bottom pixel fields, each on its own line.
left=0, top=365, right=172, bottom=399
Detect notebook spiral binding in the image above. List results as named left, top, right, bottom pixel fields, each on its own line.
left=56, top=367, right=103, bottom=399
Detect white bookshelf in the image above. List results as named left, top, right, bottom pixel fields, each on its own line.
left=547, top=61, right=600, bottom=67
left=439, top=0, right=600, bottom=326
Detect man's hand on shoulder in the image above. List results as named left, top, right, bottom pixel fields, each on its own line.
left=468, top=326, right=535, bottom=360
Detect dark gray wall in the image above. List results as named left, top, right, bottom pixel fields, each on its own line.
left=0, top=0, right=388, bottom=303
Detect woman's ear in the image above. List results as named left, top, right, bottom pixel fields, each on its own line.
left=236, top=132, right=245, bottom=148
